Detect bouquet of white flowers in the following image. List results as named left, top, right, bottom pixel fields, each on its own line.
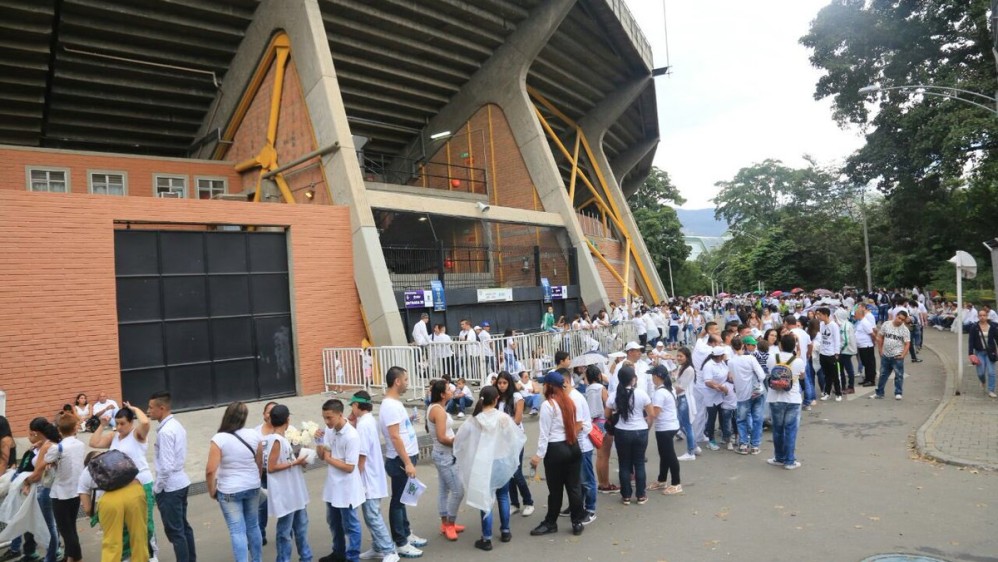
left=284, top=421, right=321, bottom=464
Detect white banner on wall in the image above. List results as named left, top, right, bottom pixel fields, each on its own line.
left=476, top=287, right=513, bottom=303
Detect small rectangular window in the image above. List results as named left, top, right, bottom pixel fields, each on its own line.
left=26, top=168, right=69, bottom=193
left=90, top=172, right=127, bottom=196
left=197, top=177, right=227, bottom=200
left=155, top=175, right=187, bottom=198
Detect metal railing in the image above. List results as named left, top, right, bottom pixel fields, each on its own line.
left=382, top=243, right=573, bottom=292
left=360, top=151, right=487, bottom=194
left=321, top=322, right=640, bottom=401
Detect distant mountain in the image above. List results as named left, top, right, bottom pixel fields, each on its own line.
left=676, top=208, right=727, bottom=237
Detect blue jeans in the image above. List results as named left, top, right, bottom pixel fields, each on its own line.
left=668, top=325, right=679, bottom=343
left=258, top=482, right=268, bottom=544
left=480, top=483, right=510, bottom=540
left=326, top=504, right=361, bottom=562
left=877, top=356, right=905, bottom=397
left=360, top=499, right=396, bottom=556
left=769, top=402, right=800, bottom=466
left=736, top=395, right=765, bottom=448
left=676, top=395, right=696, bottom=455
left=21, top=486, right=58, bottom=562
left=523, top=394, right=542, bottom=412
left=446, top=396, right=473, bottom=415
left=580, top=450, right=596, bottom=513
left=614, top=428, right=648, bottom=499
left=705, top=405, right=733, bottom=443
left=156, top=486, right=197, bottom=562
left=974, top=351, right=997, bottom=392
left=802, top=361, right=816, bottom=405
left=385, top=454, right=418, bottom=546
left=507, top=448, right=533, bottom=509
left=217, top=488, right=263, bottom=562
left=276, top=508, right=312, bottom=562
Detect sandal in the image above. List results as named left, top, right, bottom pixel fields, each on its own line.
left=648, top=481, right=667, bottom=490
left=662, top=485, right=683, bottom=495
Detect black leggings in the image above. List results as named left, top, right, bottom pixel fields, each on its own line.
left=655, top=430, right=680, bottom=485
left=542, top=441, right=584, bottom=525
left=858, top=346, right=877, bottom=384
left=52, top=496, right=82, bottom=560
left=820, top=354, right=841, bottom=396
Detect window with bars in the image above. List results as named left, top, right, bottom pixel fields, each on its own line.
left=90, top=172, right=126, bottom=195
left=155, top=175, right=187, bottom=198
left=26, top=168, right=69, bottom=193
left=197, top=177, right=227, bottom=200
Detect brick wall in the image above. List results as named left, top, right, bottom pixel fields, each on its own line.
left=0, top=145, right=240, bottom=198
left=0, top=190, right=364, bottom=436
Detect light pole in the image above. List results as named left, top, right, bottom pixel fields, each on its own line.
left=666, top=257, right=675, bottom=300
left=859, top=84, right=998, bottom=116
left=708, top=261, right=725, bottom=298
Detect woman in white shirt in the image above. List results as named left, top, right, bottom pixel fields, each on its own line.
left=48, top=412, right=86, bottom=562
left=73, top=393, right=90, bottom=432
left=672, top=348, right=699, bottom=460
left=90, top=403, right=158, bottom=560
left=605, top=366, right=654, bottom=505
left=649, top=366, right=682, bottom=495
left=496, top=372, right=534, bottom=517
left=528, top=371, right=585, bottom=537
left=427, top=379, right=464, bottom=541
left=206, top=402, right=264, bottom=562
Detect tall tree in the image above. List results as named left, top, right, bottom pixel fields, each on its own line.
left=626, top=167, right=690, bottom=293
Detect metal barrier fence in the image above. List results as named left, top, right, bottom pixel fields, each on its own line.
left=321, top=323, right=640, bottom=401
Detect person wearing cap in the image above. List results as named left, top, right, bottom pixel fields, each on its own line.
left=609, top=342, right=652, bottom=397
left=318, top=399, right=365, bottom=562
left=477, top=322, right=496, bottom=373
left=729, top=337, right=766, bottom=455
left=529, top=371, right=586, bottom=537
left=262, top=405, right=312, bottom=562
left=872, top=310, right=911, bottom=400
left=350, top=391, right=401, bottom=562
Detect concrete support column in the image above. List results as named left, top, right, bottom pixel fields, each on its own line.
left=197, top=0, right=407, bottom=345
left=578, top=79, right=667, bottom=302
left=611, top=137, right=657, bottom=183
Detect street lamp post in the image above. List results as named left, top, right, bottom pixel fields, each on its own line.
left=666, top=257, right=675, bottom=301
left=859, top=84, right=998, bottom=116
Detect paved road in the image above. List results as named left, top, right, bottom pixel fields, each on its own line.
left=74, top=341, right=997, bottom=561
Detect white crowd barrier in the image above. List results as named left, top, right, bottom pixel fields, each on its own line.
left=322, top=322, right=642, bottom=401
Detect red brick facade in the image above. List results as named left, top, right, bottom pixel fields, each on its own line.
left=0, top=190, right=364, bottom=435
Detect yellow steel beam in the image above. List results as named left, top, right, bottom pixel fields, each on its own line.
left=527, top=86, right=577, bottom=128
left=267, top=45, right=291, bottom=146
left=588, top=239, right=639, bottom=297
left=567, top=130, right=581, bottom=202
left=622, top=238, right=631, bottom=302
left=577, top=196, right=597, bottom=211
left=273, top=173, right=297, bottom=204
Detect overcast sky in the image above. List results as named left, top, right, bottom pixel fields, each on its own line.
left=623, top=0, right=867, bottom=209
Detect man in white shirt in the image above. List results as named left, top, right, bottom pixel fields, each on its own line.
left=319, top=399, right=366, bottom=562
left=815, top=307, right=843, bottom=401
left=632, top=310, right=647, bottom=347
left=609, top=342, right=652, bottom=396
left=147, top=391, right=195, bottom=562
left=477, top=322, right=496, bottom=372
left=411, top=313, right=430, bottom=347
left=350, top=391, right=399, bottom=562
left=730, top=336, right=766, bottom=454
left=93, top=391, right=119, bottom=428
left=429, top=323, right=455, bottom=377
left=378, top=367, right=426, bottom=558
left=854, top=305, right=878, bottom=387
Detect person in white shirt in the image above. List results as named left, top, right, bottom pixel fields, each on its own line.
left=447, top=378, right=474, bottom=419
left=605, top=366, right=654, bottom=504
left=429, top=324, right=455, bottom=377
left=411, top=313, right=431, bottom=347
left=609, top=342, right=653, bottom=397
left=379, top=367, right=427, bottom=558
left=644, top=312, right=661, bottom=347
left=632, top=310, right=647, bottom=348
left=49, top=412, right=86, bottom=562
left=92, top=392, right=119, bottom=428
left=766, top=334, right=806, bottom=470
left=701, top=348, right=732, bottom=450
left=205, top=402, right=264, bottom=562
left=263, top=405, right=311, bottom=562
left=73, top=393, right=91, bottom=432
left=477, top=322, right=496, bottom=372
left=729, top=337, right=766, bottom=455
left=648, top=366, right=682, bottom=495
left=318, top=399, right=365, bottom=562
left=784, top=316, right=814, bottom=407
left=564, top=374, right=596, bottom=523
left=854, top=305, right=878, bottom=387
left=816, top=307, right=843, bottom=401
left=147, top=391, right=195, bottom=562
left=350, top=391, right=401, bottom=561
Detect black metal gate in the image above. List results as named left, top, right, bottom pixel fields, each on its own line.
left=114, top=229, right=296, bottom=411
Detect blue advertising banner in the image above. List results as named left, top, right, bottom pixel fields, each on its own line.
left=430, top=280, right=446, bottom=311
left=541, top=277, right=551, bottom=303
left=551, top=285, right=568, bottom=300
left=404, top=290, right=432, bottom=309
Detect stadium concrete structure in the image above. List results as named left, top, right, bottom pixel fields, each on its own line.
left=0, top=0, right=665, bottom=429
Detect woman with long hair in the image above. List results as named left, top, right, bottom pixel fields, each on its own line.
left=672, top=347, right=699, bottom=460
left=427, top=379, right=464, bottom=540
left=529, top=372, right=585, bottom=536
left=605, top=366, right=653, bottom=505
left=454, top=386, right=525, bottom=551
left=495, top=371, right=534, bottom=517
left=11, top=418, right=62, bottom=562
left=73, top=393, right=90, bottom=432
left=206, top=402, right=263, bottom=562
left=649, top=366, right=682, bottom=495
left=584, top=365, right=611, bottom=492
left=968, top=309, right=998, bottom=397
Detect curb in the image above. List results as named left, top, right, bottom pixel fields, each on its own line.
left=915, top=340, right=997, bottom=472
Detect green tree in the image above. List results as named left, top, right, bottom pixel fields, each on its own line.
left=626, top=167, right=690, bottom=295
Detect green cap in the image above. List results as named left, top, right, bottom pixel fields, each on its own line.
left=743, top=336, right=758, bottom=346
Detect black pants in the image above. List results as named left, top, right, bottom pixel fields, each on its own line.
left=52, top=496, right=82, bottom=560
left=820, top=354, right=841, bottom=396
left=858, top=346, right=877, bottom=384
left=542, top=441, right=584, bottom=526
left=655, top=430, right=680, bottom=485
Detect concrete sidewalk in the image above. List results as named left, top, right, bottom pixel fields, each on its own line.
left=917, top=328, right=998, bottom=471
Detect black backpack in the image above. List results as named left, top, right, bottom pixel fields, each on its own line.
left=87, top=450, right=139, bottom=491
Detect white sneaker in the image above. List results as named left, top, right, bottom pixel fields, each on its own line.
left=895, top=394, right=902, bottom=400
left=835, top=395, right=842, bottom=402
left=383, top=554, right=401, bottom=562
left=784, top=461, right=801, bottom=470
left=819, top=393, right=829, bottom=401
left=396, top=543, right=423, bottom=558
left=510, top=505, right=520, bottom=515
left=360, top=549, right=382, bottom=560
left=677, top=453, right=696, bottom=461
left=407, top=534, right=428, bottom=547
left=457, top=412, right=465, bottom=419
left=521, top=504, right=535, bottom=516
left=988, top=392, right=997, bottom=398
left=694, top=446, right=702, bottom=455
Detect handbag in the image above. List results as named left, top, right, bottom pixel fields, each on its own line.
left=588, top=425, right=604, bottom=449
